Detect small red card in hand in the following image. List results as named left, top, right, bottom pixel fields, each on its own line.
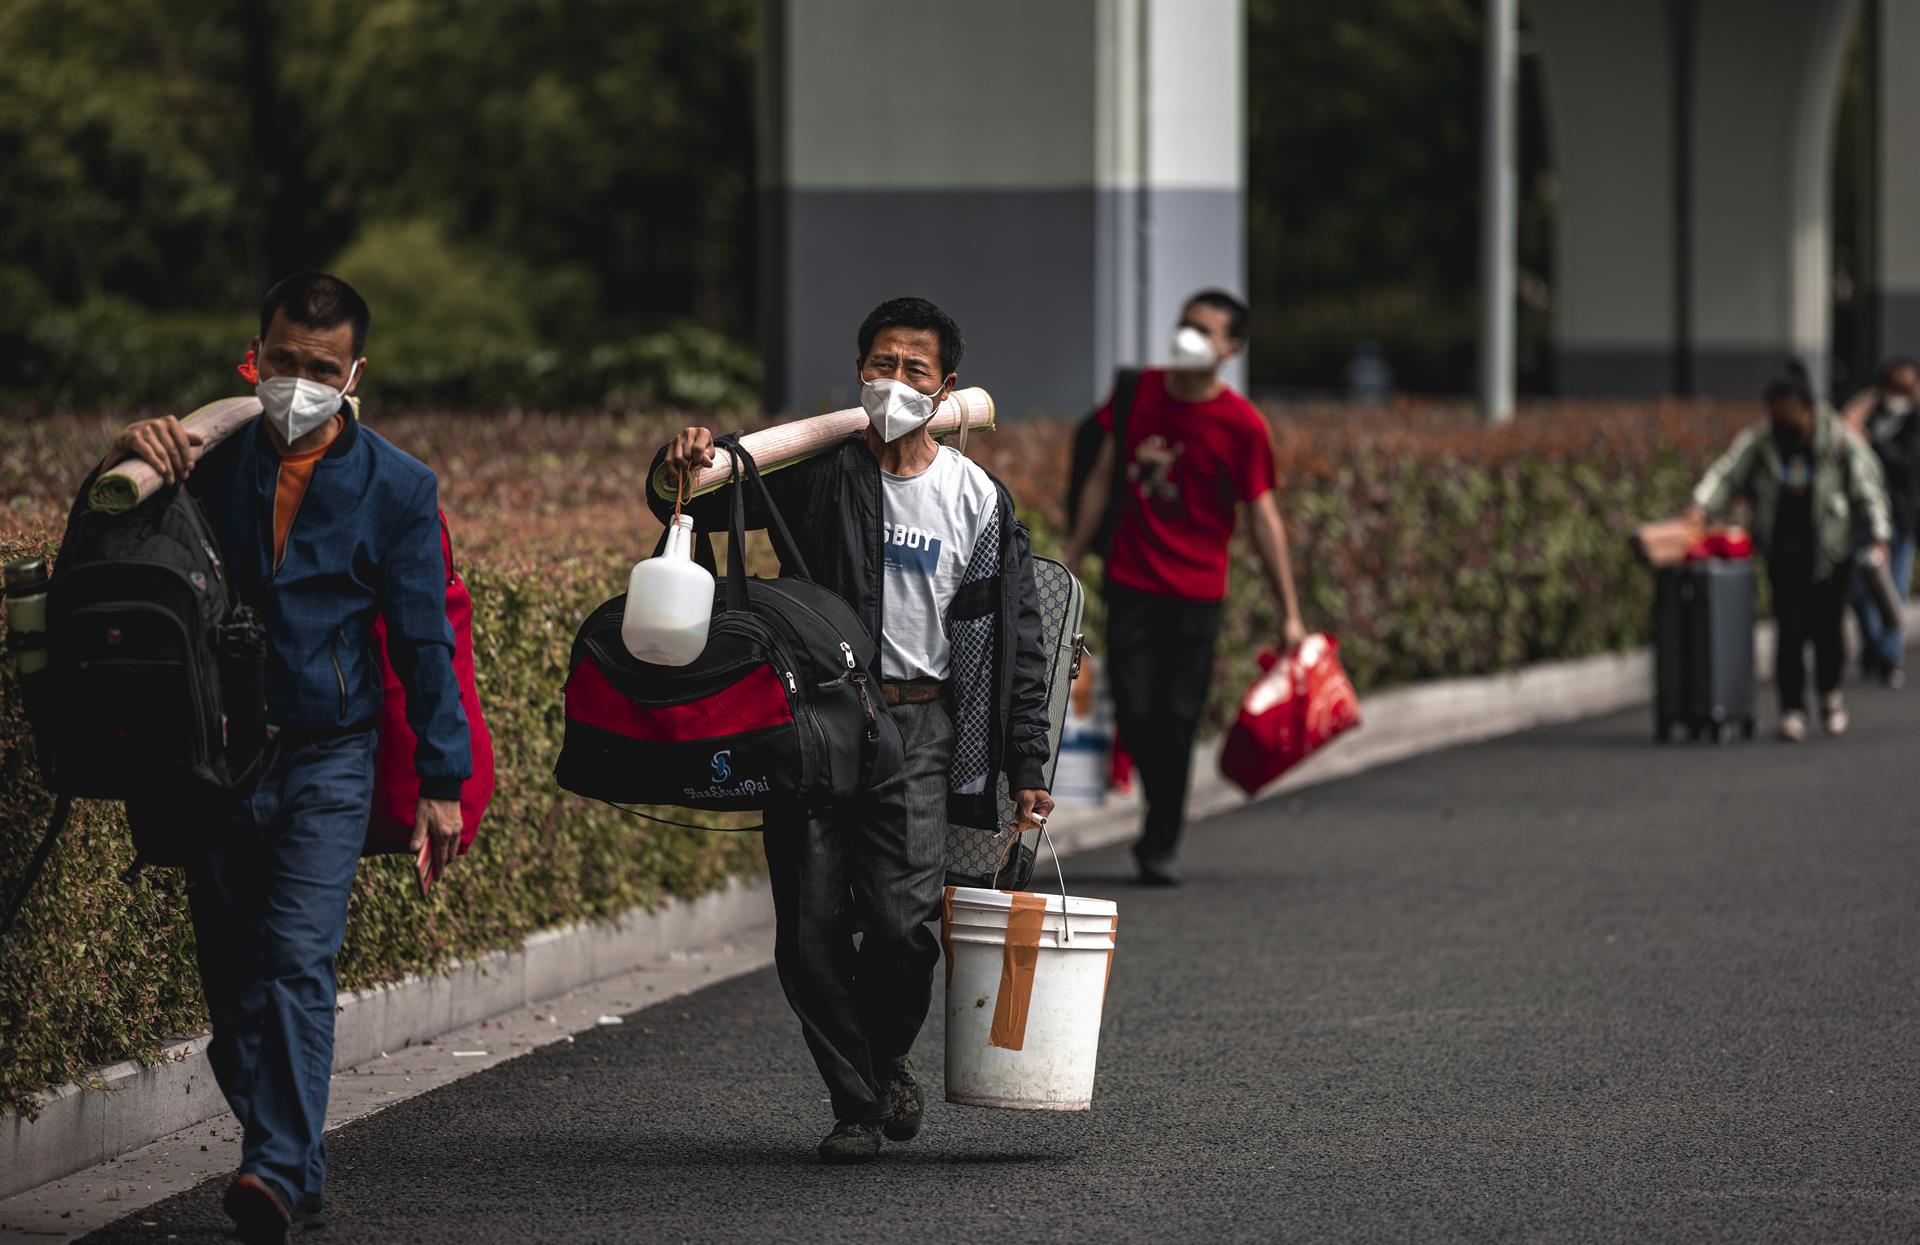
left=415, top=838, right=440, bottom=898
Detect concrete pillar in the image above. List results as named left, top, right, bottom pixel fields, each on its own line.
left=1532, top=0, right=1679, bottom=396
left=1875, top=0, right=1920, bottom=357
left=1534, top=0, right=1857, bottom=398
left=758, top=0, right=1244, bottom=419
left=1688, top=0, right=1857, bottom=397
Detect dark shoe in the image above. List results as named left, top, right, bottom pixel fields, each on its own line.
left=817, top=1119, right=883, bottom=1164
left=223, top=1173, right=293, bottom=1245
left=881, top=1057, right=924, bottom=1142
left=1885, top=667, right=1906, bottom=691
left=297, top=1192, right=328, bottom=1231
left=1135, top=855, right=1182, bottom=887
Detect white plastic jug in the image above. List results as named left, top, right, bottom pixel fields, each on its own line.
left=620, top=515, right=714, bottom=666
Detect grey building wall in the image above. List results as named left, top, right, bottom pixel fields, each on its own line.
left=1533, top=0, right=1677, bottom=397
left=760, top=0, right=1245, bottom=420
left=1879, top=1, right=1920, bottom=356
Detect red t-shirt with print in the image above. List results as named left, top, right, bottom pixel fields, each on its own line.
left=1095, top=369, right=1277, bottom=602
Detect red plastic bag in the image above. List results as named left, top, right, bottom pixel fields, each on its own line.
left=364, top=512, right=495, bottom=856
left=1218, top=634, right=1362, bottom=797
left=1108, top=733, right=1133, bottom=795
left=1684, top=525, right=1754, bottom=562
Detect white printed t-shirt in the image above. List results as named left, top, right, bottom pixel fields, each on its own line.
left=879, top=446, right=997, bottom=681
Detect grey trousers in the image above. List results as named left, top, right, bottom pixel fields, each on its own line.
left=762, top=700, right=952, bottom=1121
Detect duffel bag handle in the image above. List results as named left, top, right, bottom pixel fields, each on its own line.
left=715, top=434, right=814, bottom=612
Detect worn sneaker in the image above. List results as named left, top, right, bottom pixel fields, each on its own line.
left=881, top=1056, right=924, bottom=1142
left=223, top=1173, right=293, bottom=1245
left=1822, top=693, right=1849, bottom=736
left=1885, top=667, right=1906, bottom=691
left=1778, top=711, right=1809, bottom=743
left=1136, top=857, right=1182, bottom=887
left=817, top=1119, right=883, bottom=1165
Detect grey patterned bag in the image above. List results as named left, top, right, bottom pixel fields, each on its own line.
left=944, top=556, right=1084, bottom=890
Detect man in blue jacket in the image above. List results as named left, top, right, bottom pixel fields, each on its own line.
left=107, top=272, right=469, bottom=1244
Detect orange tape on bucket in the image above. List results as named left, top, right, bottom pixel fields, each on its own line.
left=988, top=892, right=1048, bottom=1051
left=1101, top=914, right=1119, bottom=1007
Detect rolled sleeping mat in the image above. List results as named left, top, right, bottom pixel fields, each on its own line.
left=650, top=387, right=996, bottom=502
left=89, top=397, right=264, bottom=514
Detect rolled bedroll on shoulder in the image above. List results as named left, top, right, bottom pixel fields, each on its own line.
left=649, top=387, right=997, bottom=501
left=88, top=396, right=264, bottom=515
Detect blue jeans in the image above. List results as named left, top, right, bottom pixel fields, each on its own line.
left=187, top=732, right=373, bottom=1205
left=1849, top=532, right=1916, bottom=671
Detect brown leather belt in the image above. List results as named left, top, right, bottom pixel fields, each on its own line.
left=882, top=679, right=947, bottom=706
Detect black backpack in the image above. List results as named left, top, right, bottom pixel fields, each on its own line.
left=1065, top=367, right=1141, bottom=557
left=555, top=437, right=904, bottom=817
left=3, top=478, right=269, bottom=939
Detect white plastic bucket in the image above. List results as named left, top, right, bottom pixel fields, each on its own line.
left=941, top=883, right=1119, bottom=1111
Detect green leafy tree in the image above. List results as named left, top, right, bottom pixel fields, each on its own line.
left=286, top=0, right=758, bottom=339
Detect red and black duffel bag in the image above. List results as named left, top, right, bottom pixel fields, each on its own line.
left=554, top=437, right=903, bottom=814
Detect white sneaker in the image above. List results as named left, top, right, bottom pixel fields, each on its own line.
left=1778, top=711, right=1809, bottom=743
left=1822, top=693, right=1849, bottom=736
left=1886, top=667, right=1906, bottom=691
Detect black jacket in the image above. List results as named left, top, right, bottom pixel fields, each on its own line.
left=1863, top=400, right=1920, bottom=538
left=646, top=437, right=1053, bottom=825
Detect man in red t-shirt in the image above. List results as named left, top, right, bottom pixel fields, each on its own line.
left=1064, top=290, right=1306, bottom=885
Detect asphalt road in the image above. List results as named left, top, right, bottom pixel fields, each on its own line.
left=84, top=692, right=1920, bottom=1243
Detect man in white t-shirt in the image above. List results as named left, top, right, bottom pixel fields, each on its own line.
left=653, top=298, right=1054, bottom=1165
left=880, top=448, right=998, bottom=680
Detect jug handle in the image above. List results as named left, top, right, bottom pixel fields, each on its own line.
left=665, top=469, right=691, bottom=559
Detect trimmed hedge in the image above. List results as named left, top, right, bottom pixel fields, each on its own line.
left=0, top=399, right=1756, bottom=1116
left=0, top=466, right=762, bottom=1115
left=970, top=399, right=1756, bottom=728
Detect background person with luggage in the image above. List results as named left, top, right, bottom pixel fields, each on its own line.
left=1689, top=370, right=1892, bottom=742
left=650, top=296, right=1054, bottom=1165
left=102, top=273, right=471, bottom=1243
left=1061, top=289, right=1307, bottom=887
left=1841, top=356, right=1920, bottom=688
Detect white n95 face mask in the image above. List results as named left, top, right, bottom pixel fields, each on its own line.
left=258, top=361, right=357, bottom=443
left=1170, top=326, right=1218, bottom=371
left=862, top=377, right=943, bottom=443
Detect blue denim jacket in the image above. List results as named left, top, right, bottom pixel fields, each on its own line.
left=190, top=409, right=470, bottom=799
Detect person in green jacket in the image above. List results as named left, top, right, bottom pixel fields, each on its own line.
left=1689, top=372, right=1892, bottom=741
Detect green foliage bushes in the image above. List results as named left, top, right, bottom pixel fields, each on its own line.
left=0, top=286, right=761, bottom=415
left=0, top=0, right=762, bottom=413
left=0, top=399, right=1754, bottom=1114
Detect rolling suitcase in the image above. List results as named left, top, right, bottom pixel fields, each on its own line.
left=1654, top=560, right=1756, bottom=743
left=944, top=556, right=1084, bottom=890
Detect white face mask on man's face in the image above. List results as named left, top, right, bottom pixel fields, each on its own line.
left=861, top=377, right=944, bottom=443
left=258, top=359, right=357, bottom=443
left=1170, top=325, right=1218, bottom=372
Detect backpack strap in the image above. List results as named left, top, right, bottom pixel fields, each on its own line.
left=437, top=510, right=455, bottom=582
left=1109, top=367, right=1143, bottom=523
left=0, top=795, right=73, bottom=943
